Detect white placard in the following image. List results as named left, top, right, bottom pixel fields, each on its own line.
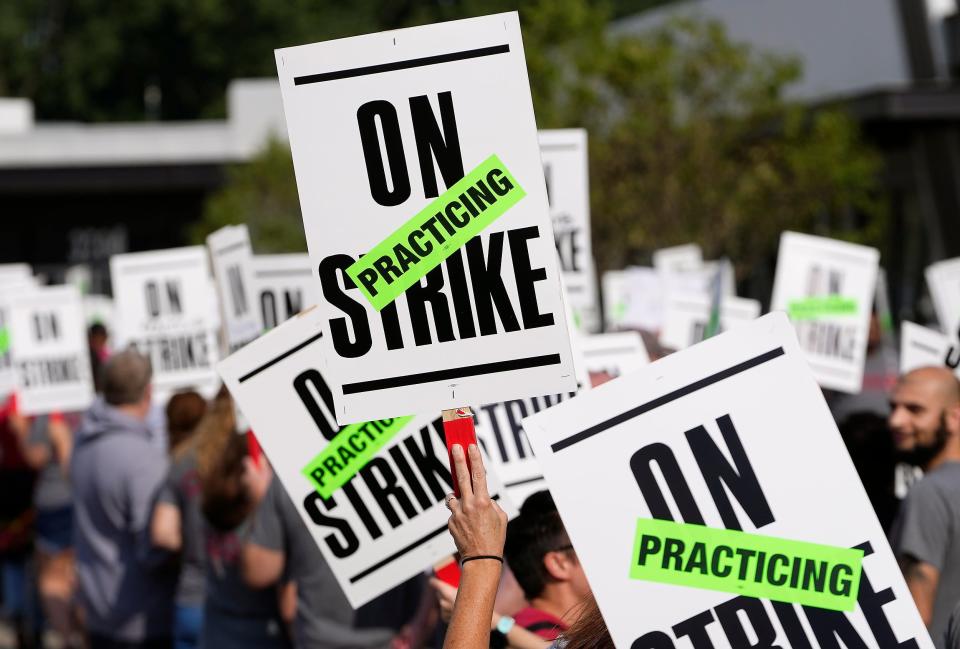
left=660, top=259, right=736, bottom=303
left=523, top=313, right=932, bottom=649
left=0, top=271, right=34, bottom=399
left=474, top=390, right=576, bottom=506
left=578, top=332, right=649, bottom=379
left=659, top=293, right=761, bottom=351
left=540, top=129, right=598, bottom=332
left=602, top=268, right=665, bottom=332
left=8, top=285, right=95, bottom=415
left=252, top=254, right=320, bottom=330
left=0, top=264, right=32, bottom=285
left=277, top=12, right=577, bottom=423
left=217, top=308, right=516, bottom=607
left=771, top=232, right=879, bottom=393
left=0, top=305, right=14, bottom=399
left=653, top=244, right=703, bottom=274
left=900, top=321, right=960, bottom=377
left=111, top=247, right=220, bottom=399
left=207, top=225, right=263, bottom=352
left=925, top=257, right=960, bottom=338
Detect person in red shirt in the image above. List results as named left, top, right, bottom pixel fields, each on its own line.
left=501, top=490, right=592, bottom=642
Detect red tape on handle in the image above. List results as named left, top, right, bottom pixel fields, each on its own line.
left=443, top=411, right=476, bottom=498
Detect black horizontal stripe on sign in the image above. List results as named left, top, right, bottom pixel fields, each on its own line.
left=238, top=332, right=323, bottom=383
left=584, top=347, right=639, bottom=357
left=550, top=347, right=785, bottom=453
left=294, top=44, right=510, bottom=85
left=910, top=340, right=941, bottom=355
left=119, top=259, right=203, bottom=274
left=215, top=241, right=247, bottom=256
left=254, top=269, right=313, bottom=278
left=504, top=475, right=544, bottom=488
left=341, top=354, right=562, bottom=394
left=349, top=495, right=502, bottom=583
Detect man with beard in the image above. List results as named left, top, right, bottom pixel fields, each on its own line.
left=889, top=366, right=960, bottom=649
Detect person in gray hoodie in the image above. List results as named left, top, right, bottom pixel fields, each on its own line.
left=71, top=349, right=175, bottom=649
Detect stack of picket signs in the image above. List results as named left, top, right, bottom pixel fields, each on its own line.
left=0, top=230, right=321, bottom=419
left=0, top=12, right=950, bottom=647
left=0, top=265, right=95, bottom=416
left=206, top=11, right=936, bottom=648
left=901, top=258, right=960, bottom=378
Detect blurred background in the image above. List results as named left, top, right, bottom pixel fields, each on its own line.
left=2, top=0, right=958, bottom=325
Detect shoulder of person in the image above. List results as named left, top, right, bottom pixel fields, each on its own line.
left=919, top=463, right=960, bottom=499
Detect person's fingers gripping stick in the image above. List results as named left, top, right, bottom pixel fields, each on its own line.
left=446, top=444, right=507, bottom=561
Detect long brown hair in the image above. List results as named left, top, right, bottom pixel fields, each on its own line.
left=560, top=594, right=614, bottom=649
left=166, top=390, right=207, bottom=453
left=194, top=387, right=251, bottom=531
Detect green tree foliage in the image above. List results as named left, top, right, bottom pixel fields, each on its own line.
left=192, top=137, right=305, bottom=252
left=573, top=16, right=884, bottom=275
left=0, top=0, right=677, bottom=121
left=0, top=0, right=417, bottom=120
left=190, top=1, right=881, bottom=280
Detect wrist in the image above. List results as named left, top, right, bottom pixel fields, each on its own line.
left=460, top=556, right=502, bottom=576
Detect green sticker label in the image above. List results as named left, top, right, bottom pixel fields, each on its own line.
left=346, top=154, right=526, bottom=311
left=613, top=301, right=626, bottom=322
left=301, top=416, right=414, bottom=499
left=787, top=296, right=858, bottom=320
left=629, top=518, right=863, bottom=611
left=0, top=328, right=9, bottom=355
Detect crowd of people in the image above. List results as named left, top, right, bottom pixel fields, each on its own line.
left=1, top=321, right=960, bottom=649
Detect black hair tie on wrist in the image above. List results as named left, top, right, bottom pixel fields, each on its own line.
left=460, top=555, right=503, bottom=566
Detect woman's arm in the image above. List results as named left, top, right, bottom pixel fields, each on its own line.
left=48, top=416, right=72, bottom=477
left=430, top=577, right=549, bottom=649
left=150, top=501, right=182, bottom=552
left=441, top=443, right=509, bottom=649
left=11, top=413, right=50, bottom=470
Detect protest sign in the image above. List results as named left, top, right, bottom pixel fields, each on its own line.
left=276, top=12, right=577, bottom=423
left=473, top=389, right=576, bottom=505
left=578, top=332, right=649, bottom=381
left=252, top=254, right=320, bottom=330
left=900, top=321, right=960, bottom=376
left=653, top=244, right=703, bottom=274
left=602, top=268, right=664, bottom=332
left=217, top=307, right=516, bottom=606
left=0, top=264, right=32, bottom=284
left=523, top=312, right=932, bottom=648
left=7, top=285, right=94, bottom=415
left=111, top=247, right=220, bottom=399
left=0, top=269, right=34, bottom=399
left=540, top=129, right=598, bottom=332
left=771, top=232, right=879, bottom=393
left=0, top=305, right=13, bottom=399
left=473, top=274, right=591, bottom=505
left=660, top=293, right=761, bottom=351
left=207, top=225, right=263, bottom=352
left=925, top=256, right=960, bottom=339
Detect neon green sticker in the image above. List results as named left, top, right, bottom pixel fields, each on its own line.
left=629, top=518, right=863, bottom=611
left=0, top=328, right=9, bottom=354
left=787, top=295, right=858, bottom=320
left=613, top=302, right=626, bottom=322
left=301, top=416, right=414, bottom=499
left=346, top=154, right=526, bottom=311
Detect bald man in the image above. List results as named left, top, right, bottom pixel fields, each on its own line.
left=889, top=366, right=960, bottom=648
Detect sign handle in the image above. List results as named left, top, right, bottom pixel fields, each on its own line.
left=442, top=407, right=476, bottom=498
